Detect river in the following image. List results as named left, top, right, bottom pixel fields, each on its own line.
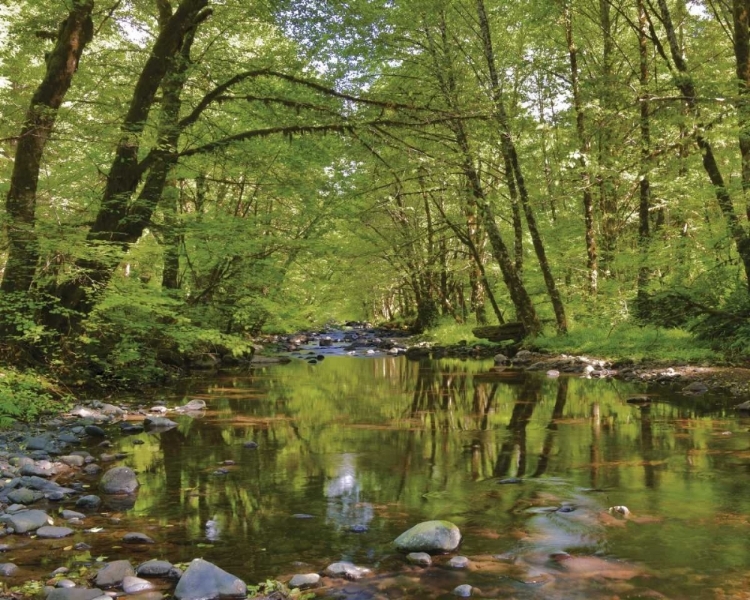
left=61, top=355, right=750, bottom=598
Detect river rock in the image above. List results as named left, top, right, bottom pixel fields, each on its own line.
left=84, top=425, right=107, bottom=438
left=47, top=589, right=106, bottom=600
left=136, top=560, right=181, bottom=579
left=0, top=563, right=18, bottom=576
left=173, top=558, right=246, bottom=600
left=324, top=561, right=371, bottom=580
left=7, top=488, right=44, bottom=504
left=406, top=552, right=432, bottom=566
left=19, top=463, right=54, bottom=478
left=61, top=510, right=85, bottom=520
left=123, top=532, right=154, bottom=544
left=449, top=556, right=470, bottom=568
left=493, top=353, right=508, bottom=365
left=76, top=495, right=101, bottom=509
left=120, top=423, right=144, bottom=434
left=682, top=381, right=709, bottom=395
left=288, top=573, right=320, bottom=589
left=100, top=466, right=139, bottom=494
left=26, top=436, right=51, bottom=451
left=60, top=455, right=85, bottom=467
left=453, top=584, right=472, bottom=597
left=100, top=403, right=125, bottom=417
left=95, top=560, right=135, bottom=588
left=83, top=464, right=101, bottom=476
left=393, top=520, right=461, bottom=554
left=36, top=526, right=74, bottom=539
left=122, top=576, right=155, bottom=594
left=19, top=475, right=74, bottom=495
left=144, top=417, right=178, bottom=430
left=175, top=399, right=206, bottom=412
left=0, top=509, right=51, bottom=533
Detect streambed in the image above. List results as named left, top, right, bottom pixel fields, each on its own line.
left=6, top=354, right=750, bottom=599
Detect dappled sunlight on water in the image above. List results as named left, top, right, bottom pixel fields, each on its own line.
left=89, top=356, right=750, bottom=598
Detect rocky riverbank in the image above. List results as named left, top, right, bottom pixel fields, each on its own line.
left=262, top=325, right=750, bottom=399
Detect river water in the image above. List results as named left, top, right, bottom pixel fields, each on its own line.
left=73, top=355, right=750, bottom=598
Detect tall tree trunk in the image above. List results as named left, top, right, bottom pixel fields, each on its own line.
left=652, top=0, right=750, bottom=289
left=598, top=0, right=617, bottom=273
left=563, top=1, right=598, bottom=295
left=734, top=0, right=750, bottom=216
left=161, top=181, right=182, bottom=290
left=1, top=0, right=94, bottom=296
left=476, top=0, right=567, bottom=333
left=423, top=13, right=540, bottom=333
left=44, top=0, right=211, bottom=334
left=636, top=0, right=652, bottom=303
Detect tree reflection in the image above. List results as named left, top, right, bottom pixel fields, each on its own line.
left=533, top=377, right=569, bottom=478
left=494, top=378, right=542, bottom=477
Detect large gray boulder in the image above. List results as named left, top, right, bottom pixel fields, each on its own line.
left=99, top=467, right=139, bottom=494
left=393, top=520, right=461, bottom=554
left=174, top=559, right=246, bottom=600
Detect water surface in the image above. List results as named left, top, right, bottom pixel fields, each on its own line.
left=83, top=357, right=750, bottom=597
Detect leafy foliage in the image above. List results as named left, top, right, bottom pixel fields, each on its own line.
left=0, top=367, right=68, bottom=425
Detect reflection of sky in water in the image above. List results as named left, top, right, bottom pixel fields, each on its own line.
left=205, top=515, right=221, bottom=541
left=325, top=453, right=373, bottom=530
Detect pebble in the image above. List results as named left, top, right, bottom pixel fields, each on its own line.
left=448, top=556, right=470, bottom=568
left=406, top=552, right=431, bottom=567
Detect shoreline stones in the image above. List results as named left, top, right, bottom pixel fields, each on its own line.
left=394, top=520, right=462, bottom=554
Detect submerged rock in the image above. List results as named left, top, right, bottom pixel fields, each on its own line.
left=393, top=520, right=461, bottom=554
left=173, top=558, right=246, bottom=600
left=123, top=532, right=154, bottom=544
left=76, top=495, right=101, bottom=509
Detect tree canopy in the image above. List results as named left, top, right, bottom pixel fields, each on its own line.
left=2, top=0, right=750, bottom=380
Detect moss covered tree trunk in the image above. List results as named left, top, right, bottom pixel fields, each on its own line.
left=1, top=0, right=94, bottom=297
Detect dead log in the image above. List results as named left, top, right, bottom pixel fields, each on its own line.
left=472, top=322, right=527, bottom=342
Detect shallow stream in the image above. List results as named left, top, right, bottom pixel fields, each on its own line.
left=18, top=354, right=750, bottom=598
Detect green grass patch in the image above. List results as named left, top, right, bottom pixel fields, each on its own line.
left=419, top=317, right=721, bottom=364
left=533, top=322, right=721, bottom=364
